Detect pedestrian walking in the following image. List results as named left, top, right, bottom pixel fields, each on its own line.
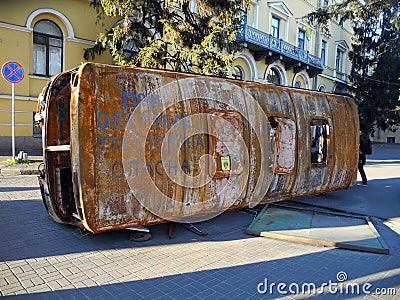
left=358, top=130, right=368, bottom=185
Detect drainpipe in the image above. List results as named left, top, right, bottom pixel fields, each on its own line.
left=313, top=0, right=323, bottom=90
left=314, top=25, right=321, bottom=90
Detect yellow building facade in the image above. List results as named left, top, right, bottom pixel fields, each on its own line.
left=372, top=126, right=400, bottom=144
left=234, top=0, right=353, bottom=93
left=0, top=0, right=114, bottom=153
left=0, top=0, right=355, bottom=154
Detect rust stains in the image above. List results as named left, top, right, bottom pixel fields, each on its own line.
left=37, top=63, right=359, bottom=233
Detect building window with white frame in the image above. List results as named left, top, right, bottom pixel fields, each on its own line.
left=33, top=20, right=63, bottom=77
left=271, top=16, right=280, bottom=38
left=321, top=40, right=327, bottom=65
left=387, top=137, right=395, bottom=143
left=266, top=67, right=281, bottom=85
left=122, top=39, right=139, bottom=60
left=298, top=29, right=306, bottom=50
left=232, top=66, right=244, bottom=80
left=335, top=49, right=343, bottom=72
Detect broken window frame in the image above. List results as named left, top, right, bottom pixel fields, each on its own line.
left=268, top=116, right=296, bottom=174
left=310, top=119, right=330, bottom=166
left=207, top=110, right=245, bottom=179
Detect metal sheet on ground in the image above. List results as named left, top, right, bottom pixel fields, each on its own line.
left=246, top=204, right=389, bottom=254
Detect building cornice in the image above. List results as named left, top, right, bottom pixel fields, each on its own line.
left=295, top=18, right=315, bottom=31
left=67, top=37, right=96, bottom=45
left=0, top=94, right=38, bottom=101
left=318, top=72, right=348, bottom=85
left=0, top=22, right=32, bottom=33
left=336, top=40, right=349, bottom=50
left=268, top=1, right=293, bottom=18
left=0, top=21, right=96, bottom=46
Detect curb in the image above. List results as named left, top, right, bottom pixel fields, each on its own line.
left=0, top=168, right=40, bottom=176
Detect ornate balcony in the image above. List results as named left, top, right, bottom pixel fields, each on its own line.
left=237, top=25, right=323, bottom=77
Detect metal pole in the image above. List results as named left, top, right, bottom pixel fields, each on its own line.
left=11, top=82, right=15, bottom=160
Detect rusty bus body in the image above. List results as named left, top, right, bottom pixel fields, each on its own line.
left=36, top=63, right=359, bottom=233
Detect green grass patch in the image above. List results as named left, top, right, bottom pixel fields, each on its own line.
left=1, top=158, right=42, bottom=165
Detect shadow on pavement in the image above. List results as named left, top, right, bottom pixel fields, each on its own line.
left=296, top=177, right=400, bottom=221
left=367, top=160, right=400, bottom=166
left=1, top=176, right=399, bottom=262
left=0, top=186, right=41, bottom=192
left=2, top=243, right=399, bottom=299
left=0, top=197, right=261, bottom=262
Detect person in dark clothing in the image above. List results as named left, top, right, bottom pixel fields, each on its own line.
left=358, top=130, right=368, bottom=185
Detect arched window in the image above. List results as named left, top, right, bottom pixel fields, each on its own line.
left=122, top=39, right=140, bottom=60
left=318, top=85, right=326, bottom=92
left=266, top=67, right=281, bottom=85
left=111, top=18, right=156, bottom=64
left=232, top=66, right=244, bottom=80
left=333, top=83, right=346, bottom=94
left=33, top=20, right=63, bottom=76
left=293, top=70, right=310, bottom=89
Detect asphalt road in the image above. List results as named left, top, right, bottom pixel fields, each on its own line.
left=298, top=143, right=400, bottom=223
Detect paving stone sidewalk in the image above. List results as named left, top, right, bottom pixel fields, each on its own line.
left=1, top=146, right=400, bottom=299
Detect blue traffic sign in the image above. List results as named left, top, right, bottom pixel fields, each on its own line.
left=2, top=61, right=24, bottom=84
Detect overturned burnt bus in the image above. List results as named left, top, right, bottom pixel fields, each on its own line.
left=36, top=62, right=359, bottom=234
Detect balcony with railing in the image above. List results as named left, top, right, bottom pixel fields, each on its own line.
left=237, top=25, right=324, bottom=76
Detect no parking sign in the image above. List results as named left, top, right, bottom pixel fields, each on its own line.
left=2, top=61, right=24, bottom=83
left=1, top=61, right=25, bottom=159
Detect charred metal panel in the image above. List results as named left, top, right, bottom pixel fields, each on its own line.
left=38, top=63, right=359, bottom=233
left=291, top=90, right=332, bottom=195
left=273, top=117, right=296, bottom=174
left=45, top=72, right=72, bottom=146
left=71, top=65, right=272, bottom=232
left=208, top=111, right=245, bottom=178
left=39, top=72, right=77, bottom=225
left=46, top=151, right=74, bottom=218
left=244, top=86, right=297, bottom=199
left=327, top=95, right=359, bottom=189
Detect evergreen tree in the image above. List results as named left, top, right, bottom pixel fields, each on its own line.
left=307, top=0, right=400, bottom=135
left=84, top=0, right=247, bottom=77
